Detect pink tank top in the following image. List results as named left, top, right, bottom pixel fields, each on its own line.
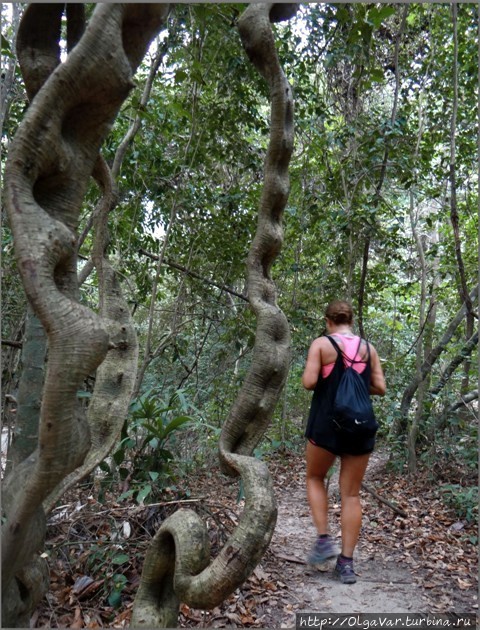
left=321, top=334, right=366, bottom=378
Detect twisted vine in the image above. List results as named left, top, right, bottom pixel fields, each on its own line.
left=131, top=4, right=296, bottom=627
left=2, top=5, right=169, bottom=626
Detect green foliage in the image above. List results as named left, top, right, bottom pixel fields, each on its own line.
left=100, top=390, right=193, bottom=504
left=434, top=423, right=477, bottom=473
left=83, top=546, right=132, bottom=610
left=440, top=484, right=478, bottom=524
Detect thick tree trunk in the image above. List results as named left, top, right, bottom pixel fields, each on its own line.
left=2, top=5, right=169, bottom=626
left=131, top=4, right=295, bottom=626
left=44, top=47, right=169, bottom=512
left=44, top=246, right=139, bottom=514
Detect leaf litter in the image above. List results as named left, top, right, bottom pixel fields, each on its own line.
left=33, top=445, right=477, bottom=627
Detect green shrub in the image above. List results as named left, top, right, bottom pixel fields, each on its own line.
left=99, top=389, right=193, bottom=504
left=440, top=483, right=478, bottom=523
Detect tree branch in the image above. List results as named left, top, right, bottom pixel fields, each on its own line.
left=448, top=390, right=478, bottom=412
left=361, top=482, right=407, bottom=518
left=1, top=340, right=23, bottom=349
left=429, top=331, right=479, bottom=398
left=139, top=249, right=248, bottom=302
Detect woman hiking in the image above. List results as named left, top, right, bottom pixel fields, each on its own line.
left=302, top=300, right=386, bottom=584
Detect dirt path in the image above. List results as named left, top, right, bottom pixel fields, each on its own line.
left=178, top=445, right=476, bottom=628
left=257, top=450, right=431, bottom=627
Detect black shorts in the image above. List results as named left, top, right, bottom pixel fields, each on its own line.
left=306, top=431, right=375, bottom=457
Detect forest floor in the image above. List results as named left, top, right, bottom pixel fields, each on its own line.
left=35, top=445, right=478, bottom=628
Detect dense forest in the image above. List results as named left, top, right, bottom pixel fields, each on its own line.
left=1, top=3, right=478, bottom=628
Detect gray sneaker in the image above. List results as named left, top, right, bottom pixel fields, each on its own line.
left=333, top=555, right=357, bottom=584
left=308, top=535, right=337, bottom=568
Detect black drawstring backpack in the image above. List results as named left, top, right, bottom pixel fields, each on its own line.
left=327, top=336, right=379, bottom=438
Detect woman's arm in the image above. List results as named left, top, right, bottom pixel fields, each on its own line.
left=302, top=338, right=323, bottom=390
left=369, top=345, right=386, bottom=396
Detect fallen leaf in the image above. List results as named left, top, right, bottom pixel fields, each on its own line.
left=225, top=611, right=243, bottom=624
left=252, top=566, right=271, bottom=581
left=71, top=606, right=83, bottom=629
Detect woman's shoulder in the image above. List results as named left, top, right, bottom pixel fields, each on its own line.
left=308, top=336, right=328, bottom=349
left=308, top=336, right=336, bottom=354
left=317, top=335, right=335, bottom=347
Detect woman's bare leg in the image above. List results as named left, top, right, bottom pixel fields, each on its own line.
left=306, top=441, right=336, bottom=534
left=338, top=453, right=371, bottom=557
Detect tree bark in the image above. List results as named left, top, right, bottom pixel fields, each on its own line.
left=44, top=43, right=173, bottom=510
left=44, top=158, right=140, bottom=514
left=406, top=70, right=437, bottom=469
left=131, top=3, right=295, bottom=626
left=2, top=5, right=169, bottom=626
left=77, top=43, right=168, bottom=254
left=4, top=3, right=60, bottom=476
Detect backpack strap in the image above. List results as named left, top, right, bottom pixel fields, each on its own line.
left=326, top=335, right=368, bottom=367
